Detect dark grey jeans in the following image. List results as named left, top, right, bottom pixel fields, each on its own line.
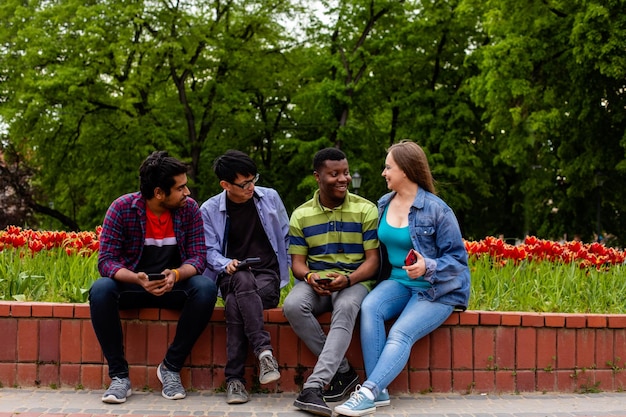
left=218, top=268, right=280, bottom=382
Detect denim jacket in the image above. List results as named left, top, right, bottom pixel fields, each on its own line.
left=377, top=188, right=470, bottom=309
left=200, top=186, right=291, bottom=288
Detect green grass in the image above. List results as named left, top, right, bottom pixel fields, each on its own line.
left=0, top=247, right=624, bottom=313
left=468, top=255, right=626, bottom=313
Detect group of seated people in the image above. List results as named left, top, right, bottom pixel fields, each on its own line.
left=88, top=143, right=470, bottom=416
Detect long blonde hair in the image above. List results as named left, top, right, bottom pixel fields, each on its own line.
left=387, top=140, right=436, bottom=194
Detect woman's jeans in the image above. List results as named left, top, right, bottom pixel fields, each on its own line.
left=218, top=268, right=280, bottom=382
left=89, top=275, right=218, bottom=379
left=360, top=279, right=454, bottom=399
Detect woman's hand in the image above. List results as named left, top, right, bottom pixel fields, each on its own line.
left=403, top=250, right=426, bottom=279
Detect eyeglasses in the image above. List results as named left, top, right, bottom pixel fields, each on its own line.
left=229, top=173, right=259, bottom=190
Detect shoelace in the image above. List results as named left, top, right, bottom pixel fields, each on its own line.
left=161, top=369, right=181, bottom=388
left=230, top=380, right=245, bottom=393
left=260, top=356, right=276, bottom=372
left=109, top=377, right=128, bottom=390
left=344, top=388, right=367, bottom=408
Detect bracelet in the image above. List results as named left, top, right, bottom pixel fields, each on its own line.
left=173, top=269, right=180, bottom=282
left=345, top=274, right=351, bottom=287
left=304, top=271, right=313, bottom=283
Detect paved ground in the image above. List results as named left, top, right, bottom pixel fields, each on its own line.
left=1, top=388, right=626, bottom=417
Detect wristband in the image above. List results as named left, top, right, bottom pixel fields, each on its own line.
left=345, top=274, right=351, bottom=287
left=173, top=269, right=180, bottom=282
left=304, top=271, right=313, bottom=283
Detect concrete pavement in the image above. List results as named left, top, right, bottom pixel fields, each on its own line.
left=1, top=388, right=626, bottom=417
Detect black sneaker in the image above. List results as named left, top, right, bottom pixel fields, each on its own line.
left=322, top=366, right=359, bottom=402
left=294, top=387, right=332, bottom=416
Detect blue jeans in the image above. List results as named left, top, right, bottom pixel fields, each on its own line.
left=218, top=269, right=280, bottom=382
left=283, top=281, right=368, bottom=389
left=359, top=279, right=453, bottom=399
left=89, top=275, right=218, bottom=378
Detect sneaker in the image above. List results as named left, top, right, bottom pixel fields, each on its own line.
left=157, top=362, right=186, bottom=400
left=258, top=354, right=280, bottom=384
left=226, top=379, right=250, bottom=404
left=334, top=386, right=376, bottom=416
left=294, top=387, right=332, bottom=416
left=322, top=366, right=359, bottom=402
left=102, top=376, right=131, bottom=404
left=375, top=388, right=390, bottom=407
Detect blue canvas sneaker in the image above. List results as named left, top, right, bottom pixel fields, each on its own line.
left=334, top=386, right=376, bottom=416
left=375, top=388, right=390, bottom=407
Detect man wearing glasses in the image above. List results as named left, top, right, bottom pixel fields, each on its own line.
left=200, top=150, right=290, bottom=404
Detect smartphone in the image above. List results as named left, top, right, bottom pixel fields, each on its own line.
left=405, top=250, right=418, bottom=266
left=148, top=273, right=166, bottom=281
left=236, top=257, right=262, bottom=270
left=314, top=272, right=334, bottom=284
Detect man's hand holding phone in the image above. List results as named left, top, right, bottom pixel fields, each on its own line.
left=304, top=272, right=331, bottom=295
left=236, top=257, right=262, bottom=270
left=140, top=271, right=173, bottom=296
left=148, top=273, right=166, bottom=281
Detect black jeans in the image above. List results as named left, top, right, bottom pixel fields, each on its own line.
left=89, top=275, right=218, bottom=378
left=218, top=269, right=280, bottom=382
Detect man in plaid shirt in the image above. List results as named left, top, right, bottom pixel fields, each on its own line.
left=89, top=151, right=218, bottom=404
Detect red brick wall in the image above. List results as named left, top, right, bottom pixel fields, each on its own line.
left=1, top=301, right=626, bottom=394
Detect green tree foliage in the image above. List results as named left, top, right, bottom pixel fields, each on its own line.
left=467, top=0, right=626, bottom=243
left=0, top=0, right=625, bottom=246
left=0, top=0, right=303, bottom=226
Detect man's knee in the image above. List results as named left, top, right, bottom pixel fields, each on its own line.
left=232, top=271, right=257, bottom=291
left=88, top=277, right=117, bottom=304
left=187, top=275, right=218, bottom=304
left=335, top=288, right=366, bottom=311
left=282, top=286, right=306, bottom=318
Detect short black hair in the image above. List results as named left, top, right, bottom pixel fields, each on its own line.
left=139, top=151, right=188, bottom=199
left=212, top=150, right=257, bottom=183
left=313, top=147, right=347, bottom=171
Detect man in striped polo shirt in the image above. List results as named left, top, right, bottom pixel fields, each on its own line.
left=283, top=148, right=380, bottom=417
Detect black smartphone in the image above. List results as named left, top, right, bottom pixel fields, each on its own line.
left=405, top=250, right=418, bottom=266
left=315, top=277, right=334, bottom=284
left=236, top=257, right=262, bottom=270
left=148, top=273, right=166, bottom=281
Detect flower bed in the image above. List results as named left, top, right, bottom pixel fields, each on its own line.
left=1, top=227, right=625, bottom=312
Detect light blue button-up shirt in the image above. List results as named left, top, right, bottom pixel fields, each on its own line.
left=201, top=186, right=291, bottom=288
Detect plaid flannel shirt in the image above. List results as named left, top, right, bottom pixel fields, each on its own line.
left=98, top=192, right=207, bottom=278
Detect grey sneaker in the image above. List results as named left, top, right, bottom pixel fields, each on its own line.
left=102, top=376, right=131, bottom=404
left=258, top=354, right=280, bottom=384
left=157, top=362, right=186, bottom=400
left=226, top=379, right=250, bottom=404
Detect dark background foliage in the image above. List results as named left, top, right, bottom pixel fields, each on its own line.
left=1, top=0, right=624, bottom=246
